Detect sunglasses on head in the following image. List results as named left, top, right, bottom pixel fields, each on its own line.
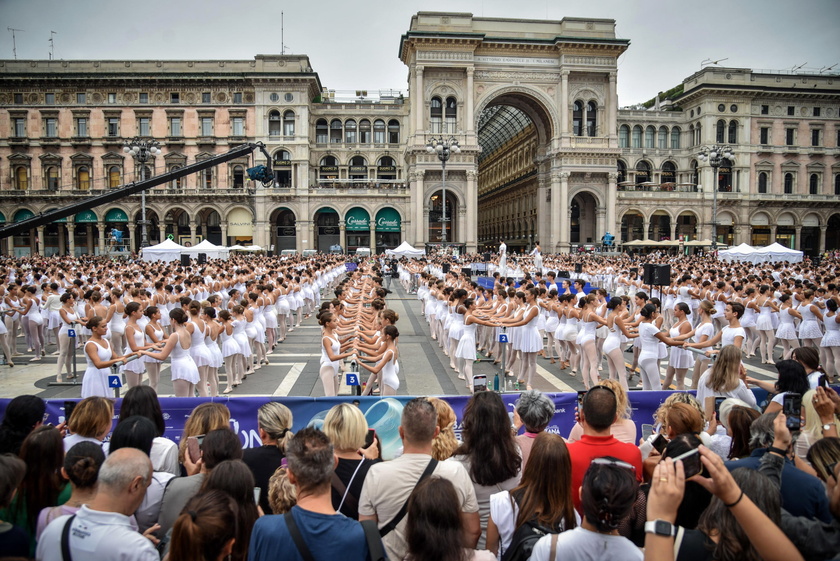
left=591, top=457, right=636, bottom=472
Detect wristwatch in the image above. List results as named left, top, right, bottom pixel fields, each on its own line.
left=644, top=520, right=677, bottom=537
left=822, top=422, right=836, bottom=431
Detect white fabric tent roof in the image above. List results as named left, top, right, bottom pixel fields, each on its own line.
left=181, top=239, right=229, bottom=260
left=141, top=238, right=187, bottom=262
left=754, top=242, right=804, bottom=263
left=386, top=241, right=425, bottom=257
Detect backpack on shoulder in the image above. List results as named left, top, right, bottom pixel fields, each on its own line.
left=501, top=493, right=559, bottom=561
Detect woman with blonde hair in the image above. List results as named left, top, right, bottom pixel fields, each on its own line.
left=568, top=379, right=636, bottom=444
left=63, top=396, right=114, bottom=452
left=322, top=403, right=380, bottom=519
left=695, top=344, right=757, bottom=419
left=795, top=389, right=840, bottom=464
left=176, top=402, right=230, bottom=468
left=688, top=300, right=716, bottom=389
left=242, top=402, right=293, bottom=514
left=429, top=397, right=459, bottom=461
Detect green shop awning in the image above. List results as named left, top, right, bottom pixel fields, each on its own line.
left=0, top=212, right=6, bottom=224
left=345, top=207, right=370, bottom=231
left=375, top=207, right=401, bottom=232
left=14, top=209, right=34, bottom=222
left=75, top=210, right=98, bottom=223
left=44, top=209, right=67, bottom=223
left=105, top=208, right=129, bottom=222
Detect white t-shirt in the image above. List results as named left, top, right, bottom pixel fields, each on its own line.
left=530, top=526, right=643, bottom=561
left=695, top=370, right=757, bottom=410
left=489, top=490, right=580, bottom=558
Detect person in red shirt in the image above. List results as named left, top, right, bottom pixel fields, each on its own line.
left=567, top=385, right=643, bottom=512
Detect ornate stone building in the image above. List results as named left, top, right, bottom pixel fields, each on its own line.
left=0, top=12, right=838, bottom=257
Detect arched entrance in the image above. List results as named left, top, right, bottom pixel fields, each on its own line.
left=621, top=210, right=644, bottom=242
left=314, top=208, right=340, bottom=252
left=428, top=191, right=457, bottom=243
left=73, top=209, right=99, bottom=255
left=801, top=213, right=820, bottom=256
left=165, top=209, right=191, bottom=246
left=196, top=208, right=222, bottom=246
left=571, top=192, right=598, bottom=245
left=827, top=214, right=840, bottom=252
left=344, top=206, right=371, bottom=252
left=648, top=211, right=672, bottom=242
left=676, top=211, right=699, bottom=241
left=133, top=210, right=160, bottom=251
left=750, top=212, right=772, bottom=246
left=272, top=207, right=297, bottom=252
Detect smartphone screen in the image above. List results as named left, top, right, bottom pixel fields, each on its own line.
left=473, top=375, right=487, bottom=392
left=253, top=487, right=261, bottom=504
left=714, top=397, right=727, bottom=419
left=673, top=448, right=702, bottom=478
left=577, top=390, right=588, bottom=405
left=783, top=393, right=802, bottom=431
left=818, top=375, right=829, bottom=389
left=187, top=434, right=205, bottom=464
left=364, top=429, right=376, bottom=449
left=651, top=434, right=668, bottom=454
left=641, top=424, right=654, bottom=441
left=64, top=400, right=77, bottom=422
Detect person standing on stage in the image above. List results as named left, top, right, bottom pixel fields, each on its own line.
left=498, top=239, right=507, bottom=277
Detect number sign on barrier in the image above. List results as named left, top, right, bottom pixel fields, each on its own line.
left=498, top=333, right=508, bottom=343
left=68, top=329, right=76, bottom=338
left=108, top=376, right=123, bottom=388
left=345, top=373, right=360, bottom=386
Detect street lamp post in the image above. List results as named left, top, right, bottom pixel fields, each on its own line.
left=426, top=136, right=460, bottom=244
left=697, top=144, right=734, bottom=252
left=123, top=137, right=161, bottom=249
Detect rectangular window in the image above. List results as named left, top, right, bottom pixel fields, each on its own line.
left=12, top=118, right=26, bottom=137
left=812, top=129, right=821, bottom=147
left=169, top=117, right=182, bottom=137
left=76, top=118, right=88, bottom=137
left=138, top=117, right=150, bottom=137
left=814, top=107, right=821, bottom=117
left=785, top=128, right=795, bottom=146
left=14, top=93, right=23, bottom=104
left=787, top=106, right=795, bottom=116
left=232, top=117, right=244, bottom=136
left=108, top=93, right=116, bottom=104
left=202, top=92, right=211, bottom=103
left=170, top=92, right=180, bottom=104
left=107, top=117, right=120, bottom=137
left=200, top=117, right=213, bottom=136
left=44, top=117, right=57, bottom=137
left=139, top=93, right=149, bottom=104
left=45, top=93, right=55, bottom=105
left=77, top=93, right=86, bottom=104
left=761, top=105, right=769, bottom=115
left=233, top=92, right=242, bottom=103
left=760, top=127, right=769, bottom=145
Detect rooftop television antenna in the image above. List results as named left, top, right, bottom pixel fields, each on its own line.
left=49, top=30, right=57, bottom=60
left=7, top=27, right=24, bottom=60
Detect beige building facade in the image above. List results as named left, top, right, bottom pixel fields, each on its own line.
left=0, top=12, right=838, bottom=257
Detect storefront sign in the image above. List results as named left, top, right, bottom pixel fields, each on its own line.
left=227, top=208, right=253, bottom=236
left=349, top=166, right=367, bottom=174
left=320, top=166, right=338, bottom=173
left=74, top=210, right=97, bottom=223
left=375, top=208, right=401, bottom=232
left=475, top=55, right=559, bottom=66
left=345, top=207, right=370, bottom=231
left=377, top=166, right=396, bottom=173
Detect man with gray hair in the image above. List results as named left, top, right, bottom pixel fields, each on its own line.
left=359, top=397, right=480, bottom=561
left=513, top=389, right=556, bottom=469
left=248, top=427, right=374, bottom=560
left=725, top=411, right=831, bottom=522
left=37, top=447, right=158, bottom=561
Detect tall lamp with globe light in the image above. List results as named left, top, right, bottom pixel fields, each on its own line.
left=123, top=137, right=161, bottom=249
left=425, top=137, right=460, bottom=244
left=697, top=144, right=734, bottom=252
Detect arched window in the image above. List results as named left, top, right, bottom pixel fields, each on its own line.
left=201, top=168, right=213, bottom=189
left=283, top=110, right=295, bottom=136
left=359, top=119, right=371, bottom=144
left=349, top=155, right=367, bottom=180
left=661, top=161, right=677, bottom=186
left=232, top=165, right=245, bottom=189
left=717, top=158, right=732, bottom=192
left=330, top=119, right=342, bottom=144
left=373, top=119, right=386, bottom=144
left=728, top=120, right=738, bottom=144
left=688, top=124, right=694, bottom=147
left=108, top=166, right=121, bottom=188
left=618, top=125, right=630, bottom=148
left=268, top=110, right=281, bottom=136
left=320, top=155, right=338, bottom=167
left=377, top=156, right=396, bottom=180
left=836, top=174, right=840, bottom=195
left=784, top=173, right=794, bottom=194
left=170, top=165, right=182, bottom=189
left=273, top=150, right=292, bottom=187
left=716, top=120, right=726, bottom=143
left=315, top=119, right=328, bottom=144
left=586, top=101, right=597, bottom=136
left=644, top=126, right=655, bottom=149
left=430, top=97, right=442, bottom=133
left=658, top=126, right=668, bottom=150
left=388, top=120, right=400, bottom=144
left=690, top=160, right=699, bottom=187
left=617, top=160, right=627, bottom=184
left=46, top=166, right=59, bottom=191
left=345, top=119, right=357, bottom=144
left=635, top=161, right=651, bottom=188
left=631, top=125, right=642, bottom=148
left=573, top=101, right=583, bottom=136
left=445, top=97, right=457, bottom=133
left=671, top=126, right=681, bottom=149
left=758, top=172, right=768, bottom=193
left=810, top=173, right=819, bottom=195
left=695, top=124, right=702, bottom=146
left=77, top=166, right=90, bottom=190
left=14, top=166, right=28, bottom=190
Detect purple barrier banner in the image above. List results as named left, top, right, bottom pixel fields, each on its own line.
left=1, top=391, right=683, bottom=452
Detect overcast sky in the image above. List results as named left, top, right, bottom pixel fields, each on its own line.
left=1, top=0, right=838, bottom=105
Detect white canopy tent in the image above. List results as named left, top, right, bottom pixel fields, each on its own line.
left=141, top=238, right=187, bottom=262
left=386, top=241, right=425, bottom=257
left=181, top=239, right=229, bottom=260
left=753, top=242, right=804, bottom=263
left=718, top=243, right=759, bottom=263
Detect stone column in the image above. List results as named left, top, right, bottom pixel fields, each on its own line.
left=559, top=172, right=570, bottom=252
left=550, top=172, right=561, bottom=250
left=560, top=71, right=570, bottom=140
left=68, top=225, right=76, bottom=257
left=57, top=225, right=66, bottom=256
left=97, top=222, right=106, bottom=255
left=608, top=72, right=618, bottom=141
left=770, top=225, right=777, bottom=243
left=189, top=222, right=197, bottom=246
left=127, top=221, right=135, bottom=253
left=36, top=226, right=45, bottom=256
left=819, top=226, right=827, bottom=253
left=596, top=208, right=606, bottom=242
left=413, top=170, right=426, bottom=247
left=158, top=225, right=167, bottom=245
left=457, top=208, right=466, bottom=246
left=220, top=222, right=228, bottom=247
left=466, top=67, right=475, bottom=135
left=423, top=206, right=430, bottom=246
left=414, top=65, right=425, bottom=133
left=339, top=223, right=346, bottom=251
left=670, top=222, right=678, bottom=242
left=254, top=221, right=267, bottom=248
left=643, top=219, right=651, bottom=242
left=465, top=170, right=477, bottom=252
left=369, top=224, right=376, bottom=253
left=795, top=226, right=802, bottom=250
left=607, top=172, right=617, bottom=241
